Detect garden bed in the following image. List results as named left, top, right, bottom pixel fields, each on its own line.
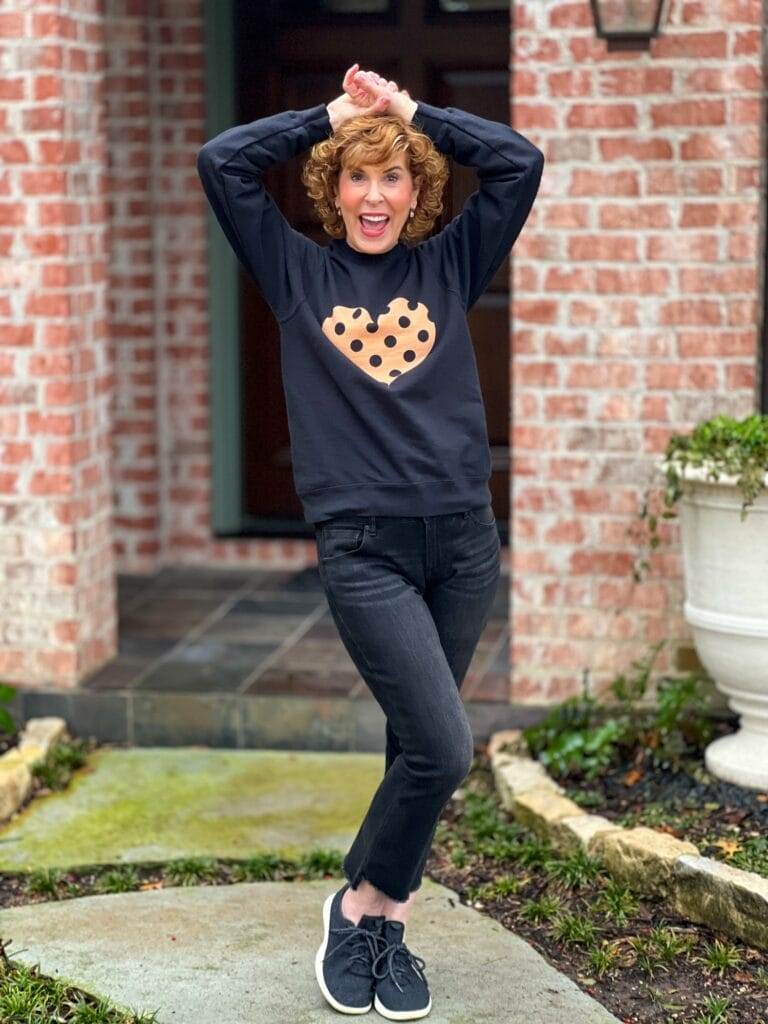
left=428, top=754, right=768, bottom=1024
left=564, top=742, right=768, bottom=879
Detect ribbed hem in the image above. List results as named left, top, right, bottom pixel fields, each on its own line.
left=302, top=475, right=491, bottom=525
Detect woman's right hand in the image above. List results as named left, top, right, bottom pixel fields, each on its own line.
left=327, top=64, right=392, bottom=131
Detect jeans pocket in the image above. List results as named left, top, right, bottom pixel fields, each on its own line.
left=318, top=524, right=367, bottom=561
left=464, top=504, right=496, bottom=527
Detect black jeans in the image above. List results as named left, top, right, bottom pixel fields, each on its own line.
left=314, top=503, right=501, bottom=902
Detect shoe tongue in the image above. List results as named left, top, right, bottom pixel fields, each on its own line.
left=382, top=919, right=405, bottom=944
left=358, top=913, right=385, bottom=932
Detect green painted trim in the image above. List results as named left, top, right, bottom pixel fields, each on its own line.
left=201, top=0, right=242, bottom=535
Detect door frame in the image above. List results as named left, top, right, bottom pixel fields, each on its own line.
left=201, top=0, right=243, bottom=536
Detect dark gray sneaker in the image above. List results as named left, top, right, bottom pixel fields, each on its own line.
left=315, top=882, right=386, bottom=1014
left=372, top=919, right=432, bottom=1020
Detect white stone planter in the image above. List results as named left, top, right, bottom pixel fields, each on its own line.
left=661, top=459, right=768, bottom=790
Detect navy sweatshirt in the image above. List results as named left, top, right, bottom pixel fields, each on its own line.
left=196, top=101, right=544, bottom=524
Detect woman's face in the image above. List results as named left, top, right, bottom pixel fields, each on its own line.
left=334, top=151, right=419, bottom=254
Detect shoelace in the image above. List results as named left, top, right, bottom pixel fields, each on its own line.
left=324, top=923, right=383, bottom=978
left=371, top=936, right=427, bottom=994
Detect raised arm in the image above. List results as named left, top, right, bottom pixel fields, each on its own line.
left=196, top=104, right=332, bottom=323
left=413, top=102, right=544, bottom=311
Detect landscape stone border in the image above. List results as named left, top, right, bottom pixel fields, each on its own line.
left=487, top=728, right=768, bottom=952
left=0, top=717, right=69, bottom=823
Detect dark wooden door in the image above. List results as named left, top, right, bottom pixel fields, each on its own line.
left=235, top=0, right=511, bottom=536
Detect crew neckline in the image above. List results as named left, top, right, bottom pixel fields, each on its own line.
left=330, top=235, right=408, bottom=264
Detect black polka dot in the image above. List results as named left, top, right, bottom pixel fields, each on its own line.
left=370, top=354, right=382, bottom=367
left=382, top=306, right=390, bottom=314
left=418, top=330, right=429, bottom=342
left=408, top=299, right=418, bottom=310
left=366, top=322, right=377, bottom=333
left=352, top=308, right=362, bottom=319
left=403, top=350, right=415, bottom=362
left=334, top=322, right=345, bottom=335
left=350, top=339, right=363, bottom=352
left=384, top=335, right=397, bottom=348
left=398, top=316, right=410, bottom=328
left=389, top=369, right=401, bottom=378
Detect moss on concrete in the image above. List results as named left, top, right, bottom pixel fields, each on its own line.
left=0, top=747, right=384, bottom=871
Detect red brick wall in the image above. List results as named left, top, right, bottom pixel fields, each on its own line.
left=0, top=1, right=116, bottom=687
left=509, top=0, right=763, bottom=701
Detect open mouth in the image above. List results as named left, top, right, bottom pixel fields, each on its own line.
left=359, top=215, right=390, bottom=237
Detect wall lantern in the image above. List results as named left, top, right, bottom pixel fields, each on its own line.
left=590, top=0, right=664, bottom=42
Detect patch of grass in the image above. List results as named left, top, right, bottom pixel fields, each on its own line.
left=593, top=878, right=638, bottom=925
left=519, top=893, right=563, bottom=923
left=586, top=940, right=621, bottom=978
left=296, top=847, right=344, bottom=879
left=627, top=934, right=665, bottom=977
left=162, top=857, right=221, bottom=887
left=542, top=849, right=603, bottom=890
left=691, top=994, right=732, bottom=1024
left=649, top=924, right=696, bottom=964
left=230, top=853, right=286, bottom=882
left=24, top=867, right=63, bottom=900
left=0, top=947, right=158, bottom=1023
left=31, top=739, right=90, bottom=791
left=697, top=938, right=743, bottom=977
left=465, top=876, right=520, bottom=904
left=95, top=866, right=141, bottom=895
left=550, top=910, right=598, bottom=947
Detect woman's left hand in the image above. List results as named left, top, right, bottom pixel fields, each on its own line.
left=343, top=66, right=418, bottom=123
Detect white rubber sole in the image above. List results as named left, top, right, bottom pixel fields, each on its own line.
left=315, top=888, right=373, bottom=1015
left=373, top=990, right=432, bottom=1020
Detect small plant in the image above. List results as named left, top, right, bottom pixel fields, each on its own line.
left=296, top=847, right=343, bottom=878
left=32, top=739, right=89, bottom=791
left=523, top=639, right=714, bottom=781
left=519, top=893, right=562, bottom=923
left=550, top=910, right=598, bottom=947
left=163, top=856, right=219, bottom=887
left=24, top=867, right=63, bottom=899
left=594, top=878, right=638, bottom=925
left=513, top=837, right=551, bottom=868
left=449, top=842, right=468, bottom=868
left=691, top=993, right=732, bottom=1024
left=231, top=852, right=286, bottom=882
left=543, top=849, right=603, bottom=890
left=586, top=941, right=620, bottom=978
left=627, top=934, right=664, bottom=976
left=648, top=925, right=696, bottom=964
left=96, top=866, right=141, bottom=894
left=697, top=938, right=743, bottom=977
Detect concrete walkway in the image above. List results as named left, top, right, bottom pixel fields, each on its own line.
left=0, top=879, right=619, bottom=1023
left=0, top=747, right=620, bottom=1022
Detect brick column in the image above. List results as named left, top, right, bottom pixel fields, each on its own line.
left=0, top=3, right=115, bottom=687
left=511, top=0, right=762, bottom=701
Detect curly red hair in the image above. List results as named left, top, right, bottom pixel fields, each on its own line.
left=301, top=111, right=449, bottom=243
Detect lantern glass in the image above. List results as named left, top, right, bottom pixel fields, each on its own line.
left=592, top=0, right=662, bottom=37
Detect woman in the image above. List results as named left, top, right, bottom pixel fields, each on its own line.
left=197, top=64, right=544, bottom=1020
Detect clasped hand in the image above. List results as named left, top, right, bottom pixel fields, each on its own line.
left=327, top=63, right=417, bottom=130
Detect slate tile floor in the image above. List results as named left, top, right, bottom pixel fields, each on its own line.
left=82, top=565, right=510, bottom=702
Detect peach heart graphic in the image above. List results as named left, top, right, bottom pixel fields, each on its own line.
left=321, top=297, right=436, bottom=386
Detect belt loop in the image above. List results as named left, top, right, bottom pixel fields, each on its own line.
left=367, top=515, right=377, bottom=536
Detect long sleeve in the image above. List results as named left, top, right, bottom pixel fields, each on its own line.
left=413, top=102, right=544, bottom=312
left=196, top=103, right=332, bottom=322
